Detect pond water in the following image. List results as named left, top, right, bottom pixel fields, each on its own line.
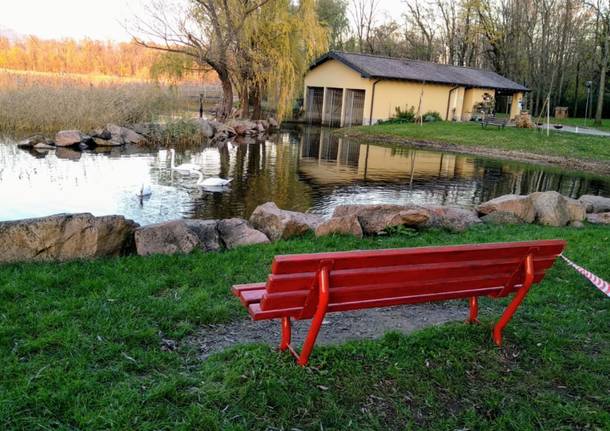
left=1, top=126, right=609, bottom=226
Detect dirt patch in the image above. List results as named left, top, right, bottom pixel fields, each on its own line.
left=337, top=130, right=610, bottom=177
left=185, top=302, right=467, bottom=360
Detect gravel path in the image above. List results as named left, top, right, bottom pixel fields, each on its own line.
left=186, top=302, right=468, bottom=360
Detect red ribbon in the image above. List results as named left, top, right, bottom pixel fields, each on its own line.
left=561, top=254, right=609, bottom=297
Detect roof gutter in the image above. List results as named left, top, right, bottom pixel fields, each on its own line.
left=369, top=79, right=382, bottom=125
left=446, top=86, right=460, bottom=121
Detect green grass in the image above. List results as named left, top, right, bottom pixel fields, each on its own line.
left=344, top=121, right=610, bottom=163
left=1, top=224, right=609, bottom=430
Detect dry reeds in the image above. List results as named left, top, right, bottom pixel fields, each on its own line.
left=0, top=70, right=190, bottom=133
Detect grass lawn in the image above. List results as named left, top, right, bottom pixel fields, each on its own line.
left=343, top=121, right=610, bottom=163
left=1, top=224, right=609, bottom=430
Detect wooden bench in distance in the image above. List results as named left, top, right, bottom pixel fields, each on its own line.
left=232, top=240, right=566, bottom=366
left=481, top=116, right=508, bottom=129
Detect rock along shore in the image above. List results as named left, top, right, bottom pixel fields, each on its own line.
left=0, top=192, right=608, bottom=264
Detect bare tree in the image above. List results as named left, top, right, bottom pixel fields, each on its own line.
left=131, top=0, right=270, bottom=119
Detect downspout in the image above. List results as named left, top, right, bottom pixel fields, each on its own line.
left=446, top=86, right=460, bottom=121
left=368, top=79, right=382, bottom=125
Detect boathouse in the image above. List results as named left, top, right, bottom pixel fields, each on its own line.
left=303, top=51, right=528, bottom=126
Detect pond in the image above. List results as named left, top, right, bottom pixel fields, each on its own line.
left=1, top=125, right=609, bottom=226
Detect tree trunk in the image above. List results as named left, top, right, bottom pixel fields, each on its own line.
left=218, top=71, right=233, bottom=120
left=251, top=83, right=262, bottom=120
left=573, top=61, right=580, bottom=117
left=594, top=33, right=609, bottom=126
left=239, top=82, right=249, bottom=119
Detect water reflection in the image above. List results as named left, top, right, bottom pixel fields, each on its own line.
left=0, top=126, right=608, bottom=225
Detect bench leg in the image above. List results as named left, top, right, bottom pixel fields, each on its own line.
left=492, top=254, right=535, bottom=346
left=297, top=266, right=330, bottom=366
left=467, top=296, right=479, bottom=324
left=280, top=317, right=291, bottom=351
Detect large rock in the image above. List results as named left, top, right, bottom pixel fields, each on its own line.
left=105, top=124, right=146, bottom=145
left=565, top=197, right=586, bottom=223
left=422, top=206, right=481, bottom=232
left=217, top=218, right=269, bottom=249
left=227, top=120, right=258, bottom=135
left=249, top=202, right=323, bottom=241
left=315, top=215, right=363, bottom=238
left=93, top=137, right=123, bottom=147
left=530, top=191, right=581, bottom=226
left=18, top=135, right=51, bottom=148
left=134, top=220, right=221, bottom=256
left=54, top=130, right=83, bottom=147
left=579, top=195, right=610, bottom=213
left=332, top=204, right=429, bottom=234
left=481, top=211, right=525, bottom=225
left=587, top=212, right=610, bottom=224
left=0, top=213, right=138, bottom=263
left=477, top=194, right=535, bottom=223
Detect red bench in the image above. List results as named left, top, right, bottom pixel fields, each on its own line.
left=232, top=240, right=566, bottom=366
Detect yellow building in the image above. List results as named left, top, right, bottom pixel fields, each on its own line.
left=303, top=51, right=528, bottom=126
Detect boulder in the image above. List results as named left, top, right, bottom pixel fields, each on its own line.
left=122, top=127, right=146, bottom=145
left=134, top=219, right=221, bottom=256
left=332, top=204, right=429, bottom=234
left=579, top=195, right=610, bottom=213
left=587, top=212, right=610, bottom=224
left=249, top=202, right=323, bottom=241
left=91, top=128, right=112, bottom=140
left=422, top=206, right=481, bottom=232
left=18, top=135, right=48, bottom=148
left=54, top=130, right=83, bottom=146
left=217, top=218, right=269, bottom=249
left=33, top=141, right=55, bottom=150
left=315, top=215, right=363, bottom=238
left=228, top=120, right=258, bottom=136
left=268, top=117, right=279, bottom=128
left=93, top=137, right=123, bottom=147
left=530, top=191, right=576, bottom=226
left=0, top=213, right=138, bottom=263
left=104, top=124, right=146, bottom=145
left=565, top=197, right=586, bottom=222
left=481, top=211, right=525, bottom=225
left=477, top=194, right=535, bottom=223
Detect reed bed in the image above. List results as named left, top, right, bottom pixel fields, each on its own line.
left=0, top=70, right=193, bottom=134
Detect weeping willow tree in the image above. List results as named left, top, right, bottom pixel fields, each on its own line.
left=236, top=0, right=328, bottom=120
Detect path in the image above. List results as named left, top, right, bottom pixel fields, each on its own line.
left=186, top=302, right=468, bottom=360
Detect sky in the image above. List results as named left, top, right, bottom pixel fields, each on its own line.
left=0, top=0, right=404, bottom=42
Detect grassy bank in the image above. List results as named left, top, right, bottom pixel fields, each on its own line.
left=0, top=70, right=191, bottom=133
left=341, top=122, right=610, bottom=166
left=1, top=224, right=609, bottom=429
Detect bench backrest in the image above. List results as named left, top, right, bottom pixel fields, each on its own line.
left=258, top=240, right=566, bottom=319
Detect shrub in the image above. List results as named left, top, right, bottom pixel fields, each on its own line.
left=420, top=111, right=443, bottom=122
left=393, top=105, right=416, bottom=122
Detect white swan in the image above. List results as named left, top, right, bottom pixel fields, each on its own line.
left=195, top=171, right=232, bottom=188
left=169, top=149, right=201, bottom=174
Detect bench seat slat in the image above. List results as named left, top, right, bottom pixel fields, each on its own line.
left=265, top=256, right=556, bottom=293
left=250, top=286, right=506, bottom=320
left=231, top=282, right=266, bottom=296
left=270, top=241, right=564, bottom=275
left=260, top=271, right=548, bottom=311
